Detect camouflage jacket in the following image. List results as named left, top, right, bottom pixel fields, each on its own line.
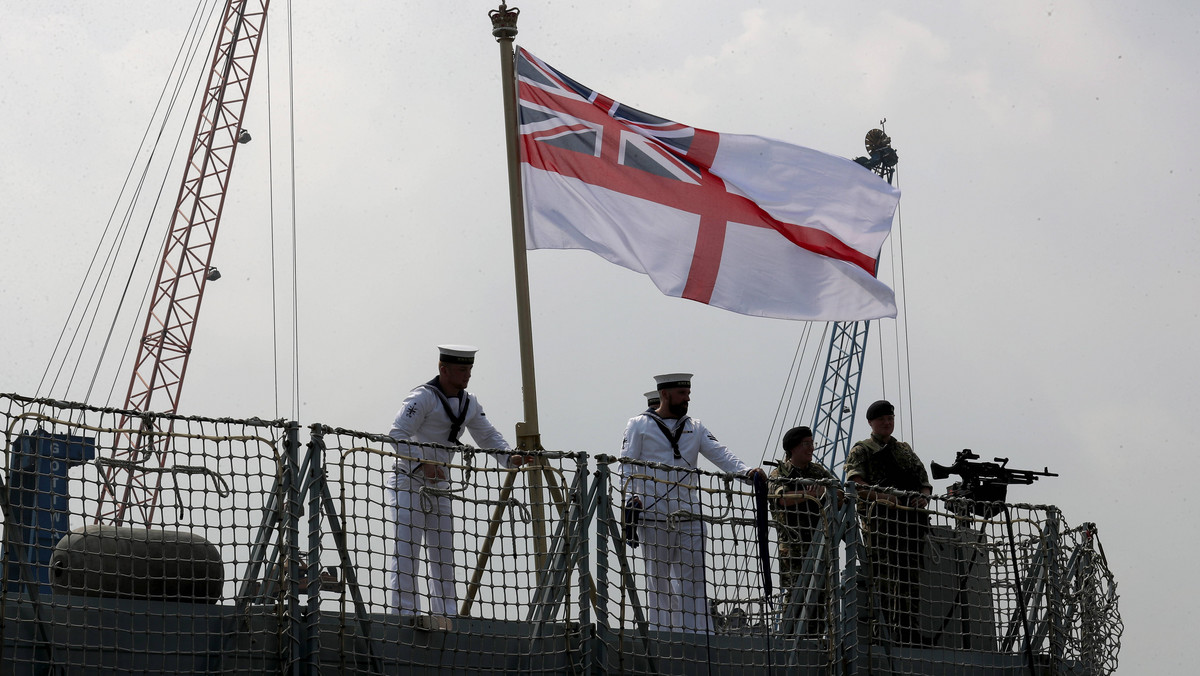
left=844, top=434, right=931, bottom=493
left=769, top=460, right=835, bottom=555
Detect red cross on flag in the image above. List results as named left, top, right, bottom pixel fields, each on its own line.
left=517, top=48, right=900, bottom=321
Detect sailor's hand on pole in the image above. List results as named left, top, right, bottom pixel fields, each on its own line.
left=509, top=453, right=534, bottom=467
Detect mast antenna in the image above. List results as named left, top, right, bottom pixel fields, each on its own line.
left=809, top=127, right=899, bottom=478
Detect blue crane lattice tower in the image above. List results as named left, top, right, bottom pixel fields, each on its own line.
left=811, top=320, right=871, bottom=479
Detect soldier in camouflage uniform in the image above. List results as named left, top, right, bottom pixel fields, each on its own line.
left=845, top=400, right=932, bottom=646
left=769, top=426, right=835, bottom=594
left=770, top=426, right=838, bottom=636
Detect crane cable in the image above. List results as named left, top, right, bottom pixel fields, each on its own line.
left=286, top=0, right=302, bottom=423
left=264, top=1, right=303, bottom=421
left=97, top=1, right=226, bottom=409
left=37, top=0, right=305, bottom=423
left=882, top=174, right=915, bottom=447
left=868, top=172, right=913, bottom=444
left=759, top=321, right=827, bottom=466
left=35, top=0, right=224, bottom=407
left=264, top=0, right=303, bottom=421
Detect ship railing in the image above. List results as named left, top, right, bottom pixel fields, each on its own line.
left=0, top=392, right=295, bottom=672
left=0, top=392, right=1120, bottom=674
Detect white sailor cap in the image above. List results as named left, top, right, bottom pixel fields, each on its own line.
left=653, top=373, right=692, bottom=390
left=438, top=344, right=478, bottom=365
left=644, top=390, right=661, bottom=405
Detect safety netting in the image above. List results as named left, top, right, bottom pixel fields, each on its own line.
left=0, top=393, right=1121, bottom=675
left=307, top=425, right=591, bottom=674
left=0, top=392, right=293, bottom=673
left=599, top=456, right=1122, bottom=675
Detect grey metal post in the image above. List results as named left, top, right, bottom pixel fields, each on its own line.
left=592, top=459, right=611, bottom=676
left=283, top=421, right=303, bottom=676
left=1003, top=503, right=1039, bottom=675
left=1003, top=510, right=1059, bottom=652
left=594, top=456, right=658, bottom=674
left=840, top=483, right=867, bottom=676
left=594, top=461, right=610, bottom=629
left=312, top=430, right=382, bottom=674
left=1047, top=511, right=1069, bottom=669
left=303, top=425, right=324, bottom=675
left=234, top=447, right=296, bottom=608
left=575, top=454, right=592, bottom=627
left=526, top=472, right=584, bottom=624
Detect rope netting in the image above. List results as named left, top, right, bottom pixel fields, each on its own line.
left=0, top=392, right=292, bottom=673
left=603, top=456, right=1122, bottom=674
left=0, top=393, right=1120, bottom=674
left=308, top=426, right=591, bottom=673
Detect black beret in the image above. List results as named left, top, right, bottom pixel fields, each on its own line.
left=865, top=400, right=895, bottom=421
left=782, top=426, right=813, bottom=452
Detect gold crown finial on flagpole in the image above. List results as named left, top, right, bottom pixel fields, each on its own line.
left=490, top=3, right=519, bottom=40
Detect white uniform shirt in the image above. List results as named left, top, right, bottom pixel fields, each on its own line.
left=389, top=378, right=511, bottom=475
left=620, top=412, right=749, bottom=519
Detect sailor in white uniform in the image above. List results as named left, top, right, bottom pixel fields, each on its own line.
left=643, top=390, right=660, bottom=411
left=620, top=373, right=765, bottom=632
left=386, top=345, right=522, bottom=617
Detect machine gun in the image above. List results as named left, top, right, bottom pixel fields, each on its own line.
left=931, top=449, right=1057, bottom=516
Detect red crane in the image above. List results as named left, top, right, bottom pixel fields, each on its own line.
left=94, top=0, right=272, bottom=525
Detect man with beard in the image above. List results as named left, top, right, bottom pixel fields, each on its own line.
left=619, top=373, right=765, bottom=632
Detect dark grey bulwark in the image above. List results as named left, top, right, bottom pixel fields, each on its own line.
left=0, top=596, right=1089, bottom=675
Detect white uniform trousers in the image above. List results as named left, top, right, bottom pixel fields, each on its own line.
left=639, top=517, right=712, bottom=633
left=386, top=472, right=457, bottom=616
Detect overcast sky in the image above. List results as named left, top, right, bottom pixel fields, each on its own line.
left=2, top=1, right=1197, bottom=672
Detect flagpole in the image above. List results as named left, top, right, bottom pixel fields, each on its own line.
left=491, top=3, right=540, bottom=452
left=489, top=2, right=552, bottom=576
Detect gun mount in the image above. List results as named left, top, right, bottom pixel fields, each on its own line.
left=931, top=449, right=1057, bottom=516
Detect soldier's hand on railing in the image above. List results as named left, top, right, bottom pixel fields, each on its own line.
left=509, top=453, right=534, bottom=467
left=780, top=486, right=824, bottom=507
left=871, top=490, right=899, bottom=507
